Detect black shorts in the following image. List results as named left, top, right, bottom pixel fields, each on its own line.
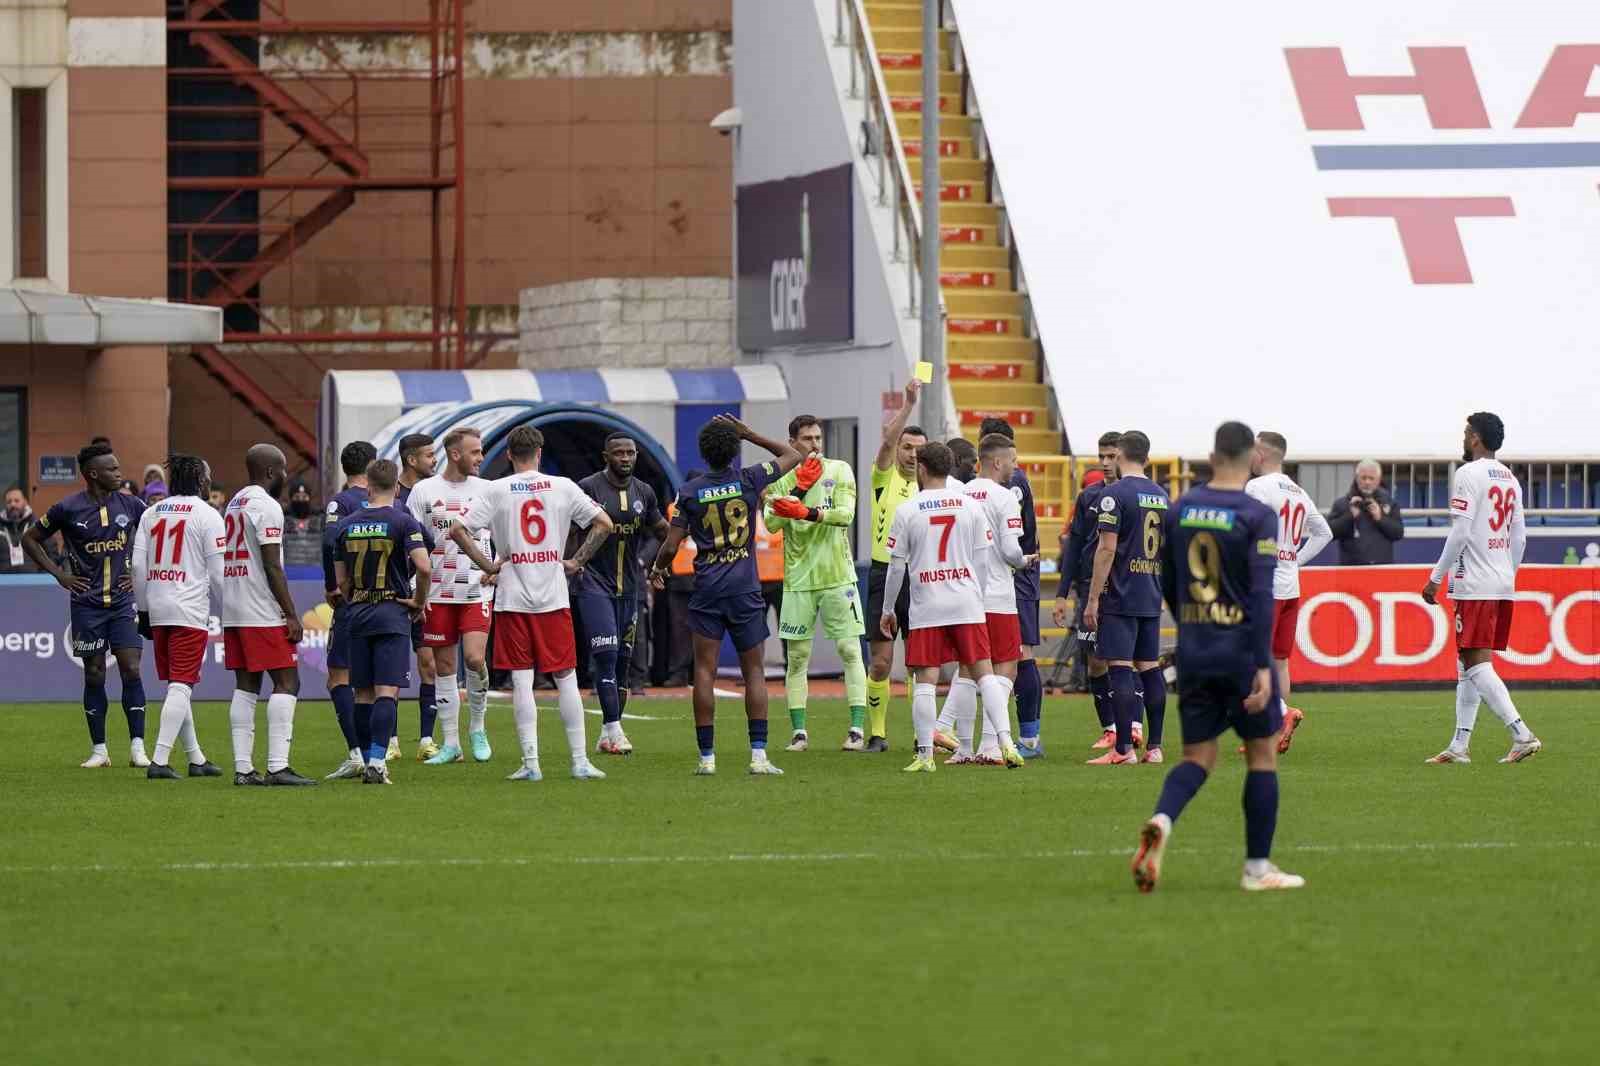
left=1178, top=670, right=1283, bottom=745
left=1015, top=597, right=1040, bottom=648
left=866, top=561, right=911, bottom=642
left=70, top=603, right=140, bottom=657
left=327, top=604, right=351, bottom=670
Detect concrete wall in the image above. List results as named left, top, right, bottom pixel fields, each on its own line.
left=732, top=0, right=914, bottom=557
left=519, top=276, right=734, bottom=369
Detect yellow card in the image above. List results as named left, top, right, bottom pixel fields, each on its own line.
left=914, top=361, right=933, bottom=383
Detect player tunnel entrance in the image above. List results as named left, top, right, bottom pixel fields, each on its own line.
left=478, top=403, right=679, bottom=506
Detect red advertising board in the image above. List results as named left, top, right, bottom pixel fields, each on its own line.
left=1292, top=566, right=1600, bottom=684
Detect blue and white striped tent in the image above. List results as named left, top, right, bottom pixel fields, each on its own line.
left=318, top=366, right=789, bottom=498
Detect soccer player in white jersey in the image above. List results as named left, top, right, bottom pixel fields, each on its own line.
left=221, top=444, right=315, bottom=786
left=1422, top=412, right=1541, bottom=764
left=941, top=434, right=1038, bottom=763
left=1245, top=431, right=1332, bottom=753
left=408, top=427, right=495, bottom=765
left=881, top=441, right=1023, bottom=772
left=449, top=425, right=615, bottom=781
left=131, top=454, right=225, bottom=779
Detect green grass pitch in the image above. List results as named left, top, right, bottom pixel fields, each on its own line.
left=1, top=690, right=1594, bottom=1065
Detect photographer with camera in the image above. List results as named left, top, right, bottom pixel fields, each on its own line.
left=1327, top=459, right=1405, bottom=565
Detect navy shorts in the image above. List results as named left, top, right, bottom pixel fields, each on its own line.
left=327, top=605, right=351, bottom=670
left=70, top=603, right=141, bottom=657
left=1095, top=612, right=1160, bottom=662
left=575, top=591, right=639, bottom=657
left=411, top=616, right=425, bottom=653
left=1015, top=597, right=1041, bottom=648
left=350, top=632, right=412, bottom=690
left=1178, top=670, right=1283, bottom=744
left=687, top=589, right=769, bottom=653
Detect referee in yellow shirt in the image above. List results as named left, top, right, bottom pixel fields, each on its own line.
left=863, top=378, right=928, bottom=752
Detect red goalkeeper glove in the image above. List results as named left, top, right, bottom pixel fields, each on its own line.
left=794, top=456, right=823, bottom=493
left=770, top=497, right=812, bottom=521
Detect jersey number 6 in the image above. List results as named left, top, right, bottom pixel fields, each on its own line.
left=520, top=498, right=546, bottom=544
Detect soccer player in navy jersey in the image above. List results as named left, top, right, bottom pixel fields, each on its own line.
left=395, top=432, right=440, bottom=757
left=24, top=441, right=150, bottom=768
left=575, top=432, right=668, bottom=755
left=334, top=460, right=431, bottom=785
left=322, top=441, right=376, bottom=779
left=1130, top=421, right=1304, bottom=893
left=1082, top=430, right=1169, bottom=765
left=649, top=415, right=801, bottom=776
left=1054, top=432, right=1122, bottom=747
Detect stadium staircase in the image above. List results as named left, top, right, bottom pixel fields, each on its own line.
left=859, top=3, right=1067, bottom=552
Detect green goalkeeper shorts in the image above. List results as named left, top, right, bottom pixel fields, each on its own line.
left=777, top=583, right=866, bottom=642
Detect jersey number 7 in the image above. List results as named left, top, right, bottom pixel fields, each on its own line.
left=930, top=513, right=956, bottom=562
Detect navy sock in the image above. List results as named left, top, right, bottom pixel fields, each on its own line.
left=1155, top=760, right=1208, bottom=823
left=1140, top=667, right=1166, bottom=748
left=1108, top=666, right=1139, bottom=755
left=418, top=682, right=437, bottom=741
left=695, top=723, right=715, bottom=757
left=1014, top=659, right=1042, bottom=740
left=368, top=696, right=398, bottom=762
left=83, top=681, right=109, bottom=745
left=616, top=644, right=634, bottom=715
left=354, top=703, right=373, bottom=752
left=1243, top=770, right=1279, bottom=861
left=120, top=675, right=147, bottom=740
left=1088, top=672, right=1112, bottom=729
left=592, top=647, right=622, bottom=725
left=749, top=717, right=768, bottom=751
left=330, top=684, right=358, bottom=750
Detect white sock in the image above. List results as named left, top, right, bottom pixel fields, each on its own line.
left=437, top=682, right=461, bottom=749
left=1466, top=662, right=1532, bottom=742
left=555, top=669, right=588, bottom=764
left=130, top=737, right=146, bottom=756
left=229, top=690, right=257, bottom=773
left=512, top=669, right=539, bottom=767
left=91, top=742, right=108, bottom=757
left=153, top=682, right=192, bottom=766
left=1452, top=661, right=1481, bottom=751
left=1245, top=858, right=1271, bottom=878
left=178, top=706, right=204, bottom=762
left=265, top=692, right=296, bottom=772
left=467, top=664, right=489, bottom=733
left=948, top=676, right=978, bottom=754
left=605, top=719, right=623, bottom=740
left=977, top=673, right=1014, bottom=749
left=935, top=685, right=959, bottom=732
left=912, top=682, right=937, bottom=754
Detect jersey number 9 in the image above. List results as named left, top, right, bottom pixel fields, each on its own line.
left=1187, top=531, right=1220, bottom=604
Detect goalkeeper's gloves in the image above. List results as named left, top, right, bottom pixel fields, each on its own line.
left=770, top=497, right=815, bottom=522
left=794, top=456, right=823, bottom=493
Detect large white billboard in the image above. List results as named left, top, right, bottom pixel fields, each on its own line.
left=952, top=1, right=1600, bottom=457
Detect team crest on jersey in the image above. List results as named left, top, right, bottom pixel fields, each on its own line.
left=1100, top=496, right=1116, bottom=512
left=632, top=499, right=644, bottom=514
left=115, top=513, right=130, bottom=528
left=326, top=501, right=339, bottom=516
left=822, top=479, right=835, bottom=490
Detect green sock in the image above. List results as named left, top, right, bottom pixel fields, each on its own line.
left=789, top=707, right=806, bottom=733
left=849, top=705, right=867, bottom=731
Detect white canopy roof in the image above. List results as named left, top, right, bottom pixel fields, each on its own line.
left=0, top=288, right=222, bottom=346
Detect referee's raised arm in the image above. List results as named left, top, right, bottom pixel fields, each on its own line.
left=876, top=378, right=923, bottom=472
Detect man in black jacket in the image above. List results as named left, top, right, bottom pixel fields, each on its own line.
left=1327, top=460, right=1405, bottom=564
left=1, top=485, right=50, bottom=573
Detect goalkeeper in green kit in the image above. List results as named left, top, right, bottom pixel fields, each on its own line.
left=763, top=415, right=869, bottom=751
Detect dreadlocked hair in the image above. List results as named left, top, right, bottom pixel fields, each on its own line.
left=166, top=454, right=208, bottom=498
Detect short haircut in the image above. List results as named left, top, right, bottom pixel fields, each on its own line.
left=506, top=425, right=544, bottom=461
left=166, top=454, right=208, bottom=498
left=1213, top=421, right=1255, bottom=462
left=1467, top=411, right=1505, bottom=452
left=603, top=431, right=635, bottom=449
left=698, top=419, right=740, bottom=470
left=1257, top=431, right=1288, bottom=457
left=978, top=432, right=1016, bottom=461
left=1118, top=430, right=1151, bottom=464
left=916, top=441, right=954, bottom=478
left=1356, top=458, right=1382, bottom=475
left=788, top=414, right=821, bottom=440
left=946, top=437, right=978, bottom=465
left=341, top=440, right=378, bottom=477
left=398, top=433, right=434, bottom=462
left=978, top=417, right=1014, bottom=441
left=89, top=436, right=111, bottom=447
left=1097, top=431, right=1122, bottom=449
left=441, top=427, right=481, bottom=453
left=900, top=424, right=927, bottom=441
left=365, top=459, right=399, bottom=491
left=4, top=483, right=23, bottom=497
left=78, top=442, right=114, bottom=471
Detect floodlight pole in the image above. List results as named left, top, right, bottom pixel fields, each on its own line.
left=920, top=0, right=946, bottom=439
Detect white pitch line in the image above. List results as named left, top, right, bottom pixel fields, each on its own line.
left=0, top=840, right=1589, bottom=877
